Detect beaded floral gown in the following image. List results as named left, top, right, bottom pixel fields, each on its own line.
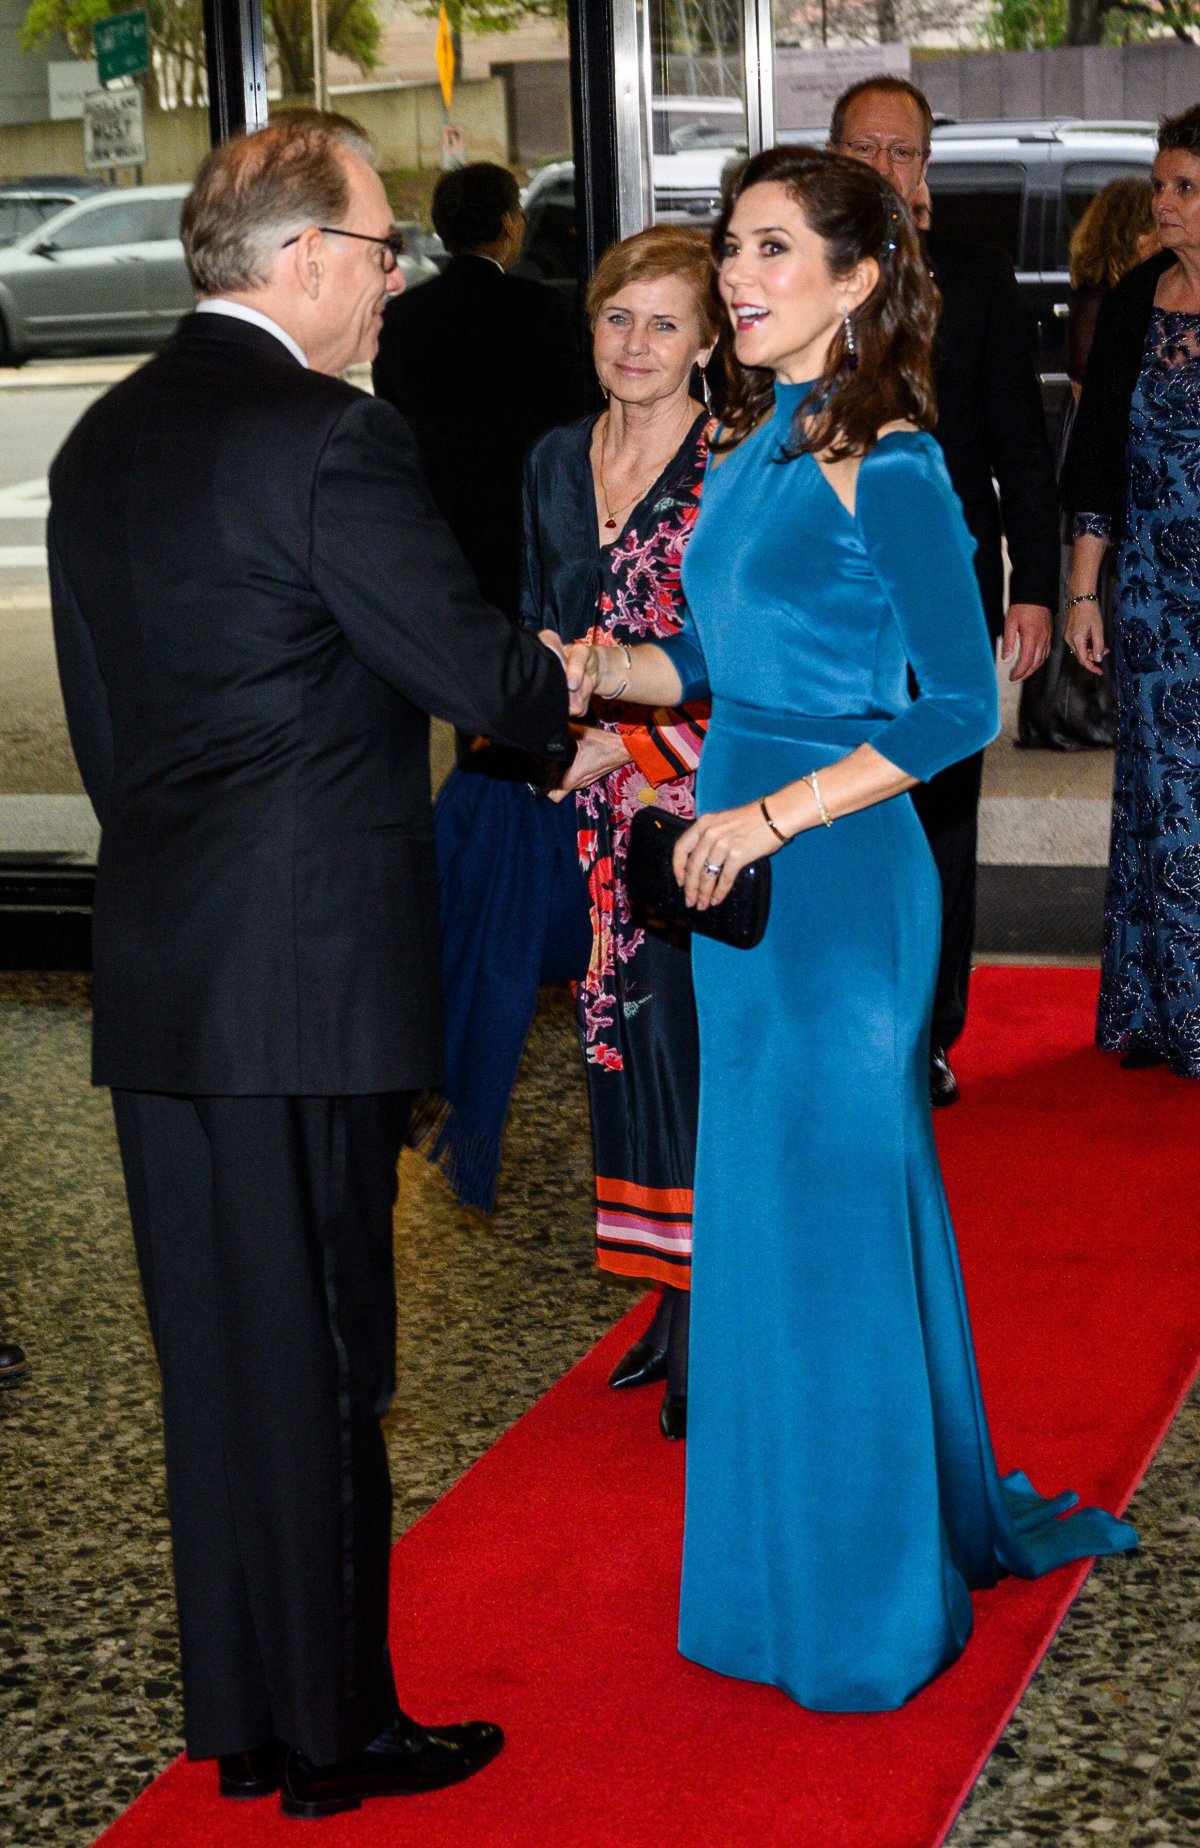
left=1085, top=307, right=1200, bottom=1073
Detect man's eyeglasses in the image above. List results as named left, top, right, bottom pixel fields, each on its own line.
left=281, top=226, right=407, bottom=273
left=839, top=139, right=926, bottom=170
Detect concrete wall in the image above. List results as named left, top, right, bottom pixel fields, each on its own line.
left=913, top=41, right=1200, bottom=123
left=0, top=75, right=509, bottom=184
left=0, top=102, right=208, bottom=183
left=490, top=59, right=571, bottom=166
left=332, top=76, right=508, bottom=168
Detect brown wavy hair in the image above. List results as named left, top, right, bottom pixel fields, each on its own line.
left=1069, top=176, right=1155, bottom=289
left=712, top=146, right=939, bottom=462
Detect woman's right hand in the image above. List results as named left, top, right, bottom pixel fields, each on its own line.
left=564, top=642, right=624, bottom=713
left=1064, top=597, right=1108, bottom=677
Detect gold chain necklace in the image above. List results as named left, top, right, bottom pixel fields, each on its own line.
left=597, top=410, right=693, bottom=532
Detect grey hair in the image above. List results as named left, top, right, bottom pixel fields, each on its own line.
left=182, top=113, right=379, bottom=297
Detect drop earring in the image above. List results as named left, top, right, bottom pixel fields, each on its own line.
left=699, top=363, right=712, bottom=412
left=842, top=307, right=858, bottom=372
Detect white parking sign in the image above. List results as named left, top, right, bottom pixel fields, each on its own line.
left=440, top=122, right=466, bottom=170
left=83, top=88, right=147, bottom=171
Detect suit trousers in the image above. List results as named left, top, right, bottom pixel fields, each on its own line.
left=111, top=1088, right=411, bottom=1765
left=911, top=746, right=984, bottom=1051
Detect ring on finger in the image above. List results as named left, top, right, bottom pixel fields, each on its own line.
left=702, top=860, right=724, bottom=877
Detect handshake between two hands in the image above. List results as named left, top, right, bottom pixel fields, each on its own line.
left=538, top=631, right=608, bottom=719
left=535, top=630, right=785, bottom=913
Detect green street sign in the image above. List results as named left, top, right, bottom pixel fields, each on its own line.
left=94, top=10, right=150, bottom=85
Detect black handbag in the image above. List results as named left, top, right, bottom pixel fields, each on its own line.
left=626, top=807, right=771, bottom=951
left=1017, top=393, right=1118, bottom=752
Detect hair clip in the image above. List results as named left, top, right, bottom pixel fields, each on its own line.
left=880, top=202, right=903, bottom=255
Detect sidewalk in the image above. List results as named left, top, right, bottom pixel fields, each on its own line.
left=0, top=358, right=375, bottom=391
left=0, top=359, right=142, bottom=392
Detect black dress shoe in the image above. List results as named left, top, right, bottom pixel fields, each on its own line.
left=1120, top=1043, right=1167, bottom=1069
left=218, top=1741, right=285, bottom=1799
left=0, top=1342, right=28, bottom=1385
left=929, top=1046, right=960, bottom=1108
left=659, top=1392, right=687, bottom=1441
left=279, top=1717, right=504, bottom=1819
left=608, top=1336, right=669, bottom=1390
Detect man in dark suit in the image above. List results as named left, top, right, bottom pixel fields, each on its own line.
left=49, top=117, right=572, bottom=1820
left=372, top=162, right=584, bottom=620
left=831, top=78, right=1058, bottom=1103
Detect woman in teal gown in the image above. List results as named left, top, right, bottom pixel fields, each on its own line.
left=565, top=146, right=1136, bottom=1713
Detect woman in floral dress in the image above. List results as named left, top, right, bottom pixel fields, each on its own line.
left=1066, top=106, right=1200, bottom=1074
left=522, top=226, right=720, bottom=1434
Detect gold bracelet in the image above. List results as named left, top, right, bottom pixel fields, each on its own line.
left=806, top=769, right=833, bottom=828
left=609, top=642, right=632, bottom=700
left=759, top=796, right=792, bottom=845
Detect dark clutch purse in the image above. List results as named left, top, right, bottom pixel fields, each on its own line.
left=626, top=807, right=771, bottom=951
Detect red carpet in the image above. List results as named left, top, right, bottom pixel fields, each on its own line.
left=97, top=967, right=1200, bottom=1848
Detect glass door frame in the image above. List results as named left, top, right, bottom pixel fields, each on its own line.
left=195, top=0, right=777, bottom=276
left=597, top=0, right=777, bottom=246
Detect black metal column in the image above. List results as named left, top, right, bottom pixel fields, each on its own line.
left=202, top=0, right=268, bottom=145
left=566, top=0, right=621, bottom=286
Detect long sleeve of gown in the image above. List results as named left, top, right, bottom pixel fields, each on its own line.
left=655, top=609, right=711, bottom=704
left=857, top=437, right=1000, bottom=784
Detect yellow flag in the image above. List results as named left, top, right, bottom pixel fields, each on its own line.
left=435, top=4, right=455, bottom=112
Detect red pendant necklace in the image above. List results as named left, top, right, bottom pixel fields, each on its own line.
left=597, top=411, right=688, bottom=534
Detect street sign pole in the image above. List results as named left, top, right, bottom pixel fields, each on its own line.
left=311, top=0, right=328, bottom=110
left=435, top=4, right=463, bottom=170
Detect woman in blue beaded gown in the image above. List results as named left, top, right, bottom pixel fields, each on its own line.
left=566, top=147, right=1136, bottom=1713
left=1065, top=106, right=1200, bottom=1076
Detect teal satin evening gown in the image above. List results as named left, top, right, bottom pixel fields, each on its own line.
left=659, top=383, right=1137, bottom=1713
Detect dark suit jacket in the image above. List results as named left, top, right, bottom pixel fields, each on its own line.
left=371, top=254, right=584, bottom=618
left=1062, top=249, right=1175, bottom=541
left=49, top=311, right=572, bottom=1098
left=926, top=230, right=1060, bottom=635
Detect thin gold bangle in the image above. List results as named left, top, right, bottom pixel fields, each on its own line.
left=759, top=796, right=791, bottom=845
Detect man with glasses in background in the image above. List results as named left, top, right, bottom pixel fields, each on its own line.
left=831, top=77, right=1059, bottom=1104
left=48, top=114, right=572, bottom=1820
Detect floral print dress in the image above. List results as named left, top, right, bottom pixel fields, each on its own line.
left=1086, top=307, right=1200, bottom=1071
left=577, top=414, right=712, bottom=1286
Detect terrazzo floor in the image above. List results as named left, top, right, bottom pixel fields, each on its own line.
left=1, top=974, right=1197, bottom=1848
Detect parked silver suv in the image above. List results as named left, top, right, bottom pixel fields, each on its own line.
left=922, top=119, right=1156, bottom=388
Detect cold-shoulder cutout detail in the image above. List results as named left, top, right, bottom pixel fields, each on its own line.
left=812, top=422, right=924, bottom=516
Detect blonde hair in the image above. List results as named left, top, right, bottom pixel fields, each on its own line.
left=586, top=226, right=721, bottom=346
left=1069, top=177, right=1154, bottom=290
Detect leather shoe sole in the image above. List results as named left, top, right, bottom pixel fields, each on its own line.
left=0, top=1342, right=29, bottom=1384
left=218, top=1741, right=285, bottom=1799
left=659, top=1392, right=687, bottom=1441
left=280, top=1720, right=504, bottom=1819
left=608, top=1337, right=668, bottom=1390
